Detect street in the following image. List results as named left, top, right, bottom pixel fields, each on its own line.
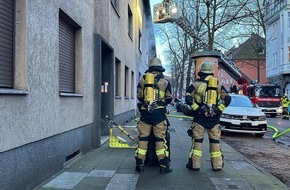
left=222, top=115, right=290, bottom=188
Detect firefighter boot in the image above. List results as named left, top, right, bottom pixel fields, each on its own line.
left=211, top=155, right=224, bottom=171
left=159, top=157, right=172, bottom=174
left=186, top=158, right=200, bottom=171
left=210, top=146, right=224, bottom=171
left=135, top=158, right=144, bottom=173
left=187, top=143, right=203, bottom=170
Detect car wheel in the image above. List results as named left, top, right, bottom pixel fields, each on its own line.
left=255, top=133, right=264, bottom=137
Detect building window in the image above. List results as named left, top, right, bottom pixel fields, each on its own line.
left=138, top=30, right=142, bottom=53
left=288, top=47, right=290, bottom=62
left=288, top=12, right=290, bottom=28
left=273, top=22, right=277, bottom=39
left=0, top=0, right=27, bottom=93
left=273, top=53, right=277, bottom=68
left=124, top=66, right=129, bottom=97
left=0, top=0, right=14, bottom=88
left=111, top=0, right=117, bottom=8
left=115, top=58, right=121, bottom=97
left=281, top=48, right=283, bottom=65
left=111, top=0, right=119, bottom=15
left=131, top=71, right=135, bottom=98
left=128, top=5, right=133, bottom=39
left=59, top=9, right=82, bottom=94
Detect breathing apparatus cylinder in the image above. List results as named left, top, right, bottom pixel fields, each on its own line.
left=144, top=73, right=155, bottom=103
left=206, top=77, right=218, bottom=109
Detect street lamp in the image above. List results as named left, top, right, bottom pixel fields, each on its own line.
left=153, top=0, right=179, bottom=23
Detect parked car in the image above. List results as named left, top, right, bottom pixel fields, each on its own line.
left=220, top=94, right=268, bottom=137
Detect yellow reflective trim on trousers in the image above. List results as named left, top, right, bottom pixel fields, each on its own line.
left=156, top=149, right=165, bottom=155
left=136, top=148, right=147, bottom=155
left=193, top=149, right=202, bottom=157
left=211, top=151, right=222, bottom=158
left=156, top=149, right=169, bottom=157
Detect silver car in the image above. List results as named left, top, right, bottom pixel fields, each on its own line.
left=220, top=94, right=268, bottom=137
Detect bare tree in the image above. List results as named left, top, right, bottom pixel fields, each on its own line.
left=153, top=0, right=265, bottom=95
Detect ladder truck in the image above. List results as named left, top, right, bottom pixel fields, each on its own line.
left=152, top=0, right=282, bottom=117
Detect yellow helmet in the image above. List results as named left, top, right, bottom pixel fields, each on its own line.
left=200, top=61, right=213, bottom=74
left=147, top=57, right=165, bottom=72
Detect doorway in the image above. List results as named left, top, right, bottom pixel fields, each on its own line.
left=93, top=34, right=114, bottom=147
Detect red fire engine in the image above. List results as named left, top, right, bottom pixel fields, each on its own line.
left=243, top=83, right=282, bottom=117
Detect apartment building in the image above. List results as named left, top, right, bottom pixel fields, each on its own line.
left=219, top=33, right=267, bottom=91
left=264, top=0, right=290, bottom=95
left=0, top=0, right=155, bottom=189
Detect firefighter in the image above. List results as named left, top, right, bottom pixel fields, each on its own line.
left=185, top=61, right=231, bottom=171
left=135, top=57, right=173, bottom=174
left=281, top=94, right=289, bottom=119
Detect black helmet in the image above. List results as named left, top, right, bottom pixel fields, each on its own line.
left=147, top=57, right=165, bottom=72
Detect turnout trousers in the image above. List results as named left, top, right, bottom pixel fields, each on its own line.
left=135, top=120, right=169, bottom=166
left=188, top=123, right=223, bottom=170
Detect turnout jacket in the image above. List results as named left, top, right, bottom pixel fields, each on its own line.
left=137, top=71, right=173, bottom=125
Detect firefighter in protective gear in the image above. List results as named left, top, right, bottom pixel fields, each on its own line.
left=281, top=94, right=289, bottom=118
left=135, top=57, right=173, bottom=174
left=185, top=61, right=231, bottom=171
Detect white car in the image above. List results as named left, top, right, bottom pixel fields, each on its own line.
left=220, top=94, right=268, bottom=137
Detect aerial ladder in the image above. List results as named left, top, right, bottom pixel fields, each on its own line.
left=152, top=0, right=255, bottom=90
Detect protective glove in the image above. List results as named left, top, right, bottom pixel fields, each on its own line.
left=187, top=126, right=193, bottom=137
left=196, top=106, right=207, bottom=115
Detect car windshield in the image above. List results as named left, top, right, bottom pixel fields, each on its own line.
left=229, top=96, right=254, bottom=107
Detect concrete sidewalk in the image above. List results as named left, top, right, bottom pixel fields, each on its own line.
left=33, top=109, right=289, bottom=190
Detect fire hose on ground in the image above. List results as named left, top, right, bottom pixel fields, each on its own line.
left=267, top=125, right=290, bottom=140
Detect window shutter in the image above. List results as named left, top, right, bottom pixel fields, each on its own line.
left=0, top=0, right=14, bottom=88
left=59, top=14, right=75, bottom=93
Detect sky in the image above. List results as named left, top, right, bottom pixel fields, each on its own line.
left=150, top=0, right=171, bottom=75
